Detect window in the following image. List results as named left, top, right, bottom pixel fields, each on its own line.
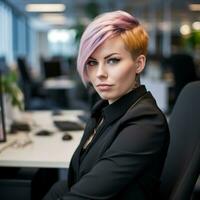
left=48, top=29, right=77, bottom=57
left=0, top=1, right=13, bottom=64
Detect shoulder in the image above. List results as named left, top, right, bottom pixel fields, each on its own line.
left=124, top=92, right=167, bottom=125
left=117, top=92, right=169, bottom=145
left=112, top=92, right=169, bottom=152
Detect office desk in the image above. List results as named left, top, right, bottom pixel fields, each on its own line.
left=43, top=78, right=76, bottom=90
left=0, top=110, right=85, bottom=168
left=43, top=77, right=77, bottom=108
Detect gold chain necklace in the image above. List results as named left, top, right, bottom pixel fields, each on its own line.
left=83, top=118, right=104, bottom=149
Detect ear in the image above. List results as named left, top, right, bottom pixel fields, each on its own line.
left=135, top=55, right=146, bottom=74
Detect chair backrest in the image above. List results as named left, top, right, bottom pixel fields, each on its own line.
left=42, top=60, right=62, bottom=79
left=16, top=57, right=31, bottom=83
left=160, top=81, right=200, bottom=200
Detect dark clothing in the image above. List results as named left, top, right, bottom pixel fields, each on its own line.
left=44, top=85, right=170, bottom=200
left=162, top=53, right=198, bottom=106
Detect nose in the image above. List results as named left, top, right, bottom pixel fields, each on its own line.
left=96, top=64, right=108, bottom=79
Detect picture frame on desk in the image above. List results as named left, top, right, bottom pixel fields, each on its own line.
left=0, top=73, right=6, bottom=142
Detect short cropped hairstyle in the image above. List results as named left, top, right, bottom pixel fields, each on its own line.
left=77, top=10, right=149, bottom=84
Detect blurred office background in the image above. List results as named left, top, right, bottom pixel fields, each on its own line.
left=0, top=0, right=200, bottom=114
left=0, top=1, right=200, bottom=199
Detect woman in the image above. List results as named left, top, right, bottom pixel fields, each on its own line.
left=43, top=10, right=170, bottom=200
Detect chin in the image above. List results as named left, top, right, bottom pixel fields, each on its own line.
left=98, top=91, right=121, bottom=102
left=99, top=95, right=108, bottom=100
left=99, top=94, right=115, bottom=102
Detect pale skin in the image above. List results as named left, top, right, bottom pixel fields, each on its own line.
left=86, top=36, right=146, bottom=104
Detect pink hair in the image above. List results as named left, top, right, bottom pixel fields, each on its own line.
left=77, top=10, right=140, bottom=85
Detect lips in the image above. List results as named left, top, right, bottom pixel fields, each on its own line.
left=96, top=83, right=113, bottom=91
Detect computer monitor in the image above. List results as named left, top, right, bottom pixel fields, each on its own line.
left=0, top=56, right=9, bottom=74
left=0, top=72, right=6, bottom=142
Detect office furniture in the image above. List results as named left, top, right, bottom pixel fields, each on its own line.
left=159, top=81, right=200, bottom=200
left=0, top=56, right=9, bottom=73
left=43, top=78, right=75, bottom=90
left=0, top=110, right=84, bottom=168
left=0, top=167, right=57, bottom=200
left=16, top=57, right=54, bottom=110
left=43, top=77, right=76, bottom=109
left=43, top=77, right=90, bottom=110
left=0, top=70, right=6, bottom=142
left=162, top=54, right=198, bottom=107
left=0, top=110, right=85, bottom=200
left=42, top=60, right=62, bottom=79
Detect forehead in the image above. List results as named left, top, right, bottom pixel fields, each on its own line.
left=90, top=36, right=131, bottom=58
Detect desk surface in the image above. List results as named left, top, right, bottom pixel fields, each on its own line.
left=0, top=110, right=85, bottom=168
left=43, top=78, right=76, bottom=90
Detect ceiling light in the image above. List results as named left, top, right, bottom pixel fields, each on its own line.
left=40, top=14, right=67, bottom=25
left=192, top=21, right=200, bottom=30
left=189, top=4, right=200, bottom=11
left=26, top=4, right=66, bottom=12
left=180, top=24, right=191, bottom=35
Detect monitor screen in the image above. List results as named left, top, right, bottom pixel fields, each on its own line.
left=0, top=56, right=9, bottom=74
left=0, top=73, right=6, bottom=142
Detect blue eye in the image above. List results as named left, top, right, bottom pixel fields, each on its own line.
left=107, top=58, right=121, bottom=65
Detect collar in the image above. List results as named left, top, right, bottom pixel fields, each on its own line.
left=91, top=85, right=147, bottom=125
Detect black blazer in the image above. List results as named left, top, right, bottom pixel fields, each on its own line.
left=62, top=86, right=170, bottom=200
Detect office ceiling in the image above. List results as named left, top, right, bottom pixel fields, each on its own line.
left=6, top=0, right=200, bottom=32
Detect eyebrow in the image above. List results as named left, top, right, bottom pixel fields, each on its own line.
left=104, top=53, right=120, bottom=59
left=89, top=53, right=120, bottom=60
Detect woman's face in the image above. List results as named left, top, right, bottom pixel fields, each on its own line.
left=86, top=36, right=144, bottom=104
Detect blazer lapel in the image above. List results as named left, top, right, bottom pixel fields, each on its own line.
left=79, top=118, right=96, bottom=147
left=69, top=100, right=107, bottom=186
left=69, top=118, right=96, bottom=182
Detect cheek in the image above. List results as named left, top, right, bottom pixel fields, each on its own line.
left=112, top=64, right=136, bottom=82
left=87, top=68, right=96, bottom=82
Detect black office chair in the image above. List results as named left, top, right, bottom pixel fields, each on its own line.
left=159, top=81, right=200, bottom=200
left=16, top=57, right=56, bottom=110
left=41, top=59, right=62, bottom=79
left=162, top=53, right=198, bottom=111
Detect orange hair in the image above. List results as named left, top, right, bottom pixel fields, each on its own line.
left=120, top=25, right=149, bottom=58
